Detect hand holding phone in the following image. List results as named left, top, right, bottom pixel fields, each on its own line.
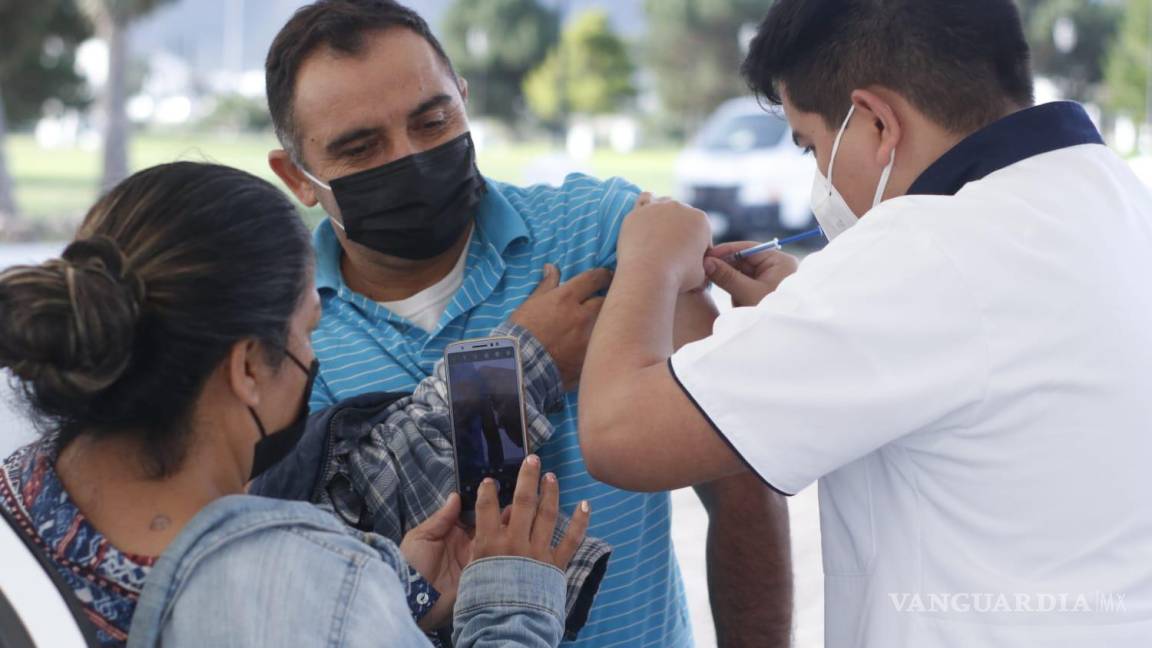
left=445, top=336, right=530, bottom=524
left=472, top=455, right=591, bottom=572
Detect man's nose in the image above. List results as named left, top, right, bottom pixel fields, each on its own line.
left=384, top=136, right=420, bottom=164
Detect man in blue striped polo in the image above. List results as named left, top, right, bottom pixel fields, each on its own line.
left=265, top=2, right=790, bottom=646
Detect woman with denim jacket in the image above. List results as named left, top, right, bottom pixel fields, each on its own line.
left=0, top=162, right=589, bottom=647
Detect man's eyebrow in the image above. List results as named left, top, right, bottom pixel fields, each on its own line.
left=408, top=94, right=453, bottom=120
left=322, top=94, right=454, bottom=154
left=326, top=128, right=381, bottom=156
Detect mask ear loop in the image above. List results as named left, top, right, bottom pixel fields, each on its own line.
left=299, top=166, right=349, bottom=233
left=283, top=349, right=312, bottom=375
left=299, top=165, right=332, bottom=192
left=248, top=408, right=268, bottom=439
left=246, top=346, right=315, bottom=442
left=826, top=105, right=857, bottom=188
left=873, top=147, right=896, bottom=208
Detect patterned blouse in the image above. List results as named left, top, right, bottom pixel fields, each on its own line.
left=0, top=441, right=154, bottom=647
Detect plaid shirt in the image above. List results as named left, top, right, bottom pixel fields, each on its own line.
left=253, top=323, right=610, bottom=642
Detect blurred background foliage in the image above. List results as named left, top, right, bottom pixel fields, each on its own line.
left=0, top=0, right=1150, bottom=238
left=442, top=0, right=559, bottom=122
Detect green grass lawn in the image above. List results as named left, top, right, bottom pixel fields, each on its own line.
left=3, top=132, right=680, bottom=233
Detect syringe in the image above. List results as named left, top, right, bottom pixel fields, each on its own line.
left=726, top=227, right=825, bottom=262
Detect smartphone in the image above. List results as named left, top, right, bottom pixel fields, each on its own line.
left=444, top=336, right=530, bottom=524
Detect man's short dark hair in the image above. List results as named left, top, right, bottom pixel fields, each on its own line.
left=742, top=0, right=1035, bottom=134
left=265, top=0, right=457, bottom=159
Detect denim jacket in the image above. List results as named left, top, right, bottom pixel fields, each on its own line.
left=126, top=494, right=567, bottom=647
left=251, top=323, right=610, bottom=640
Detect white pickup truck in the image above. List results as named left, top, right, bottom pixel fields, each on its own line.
left=675, top=97, right=819, bottom=244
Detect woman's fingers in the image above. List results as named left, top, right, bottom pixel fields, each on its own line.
left=469, top=456, right=592, bottom=572
left=531, top=472, right=560, bottom=555
left=507, top=455, right=541, bottom=544
left=474, top=478, right=500, bottom=544
left=553, top=500, right=591, bottom=571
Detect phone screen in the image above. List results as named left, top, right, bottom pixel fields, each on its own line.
left=447, top=342, right=527, bottom=513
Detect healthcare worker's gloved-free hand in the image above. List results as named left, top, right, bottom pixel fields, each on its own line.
left=704, top=243, right=800, bottom=308
left=619, top=193, right=713, bottom=293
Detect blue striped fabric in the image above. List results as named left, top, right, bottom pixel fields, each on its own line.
left=309, top=174, right=692, bottom=647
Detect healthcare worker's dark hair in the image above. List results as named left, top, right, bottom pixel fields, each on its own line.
left=265, top=0, right=457, bottom=160
left=742, top=0, right=1035, bottom=133
left=0, top=162, right=312, bottom=477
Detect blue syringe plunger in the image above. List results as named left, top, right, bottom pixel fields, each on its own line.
left=724, top=227, right=825, bottom=262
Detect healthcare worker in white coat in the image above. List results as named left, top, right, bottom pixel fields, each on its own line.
left=578, top=0, right=1152, bottom=646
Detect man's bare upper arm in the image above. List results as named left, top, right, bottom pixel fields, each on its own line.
left=580, top=360, right=747, bottom=492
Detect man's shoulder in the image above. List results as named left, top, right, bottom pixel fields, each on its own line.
left=493, top=173, right=640, bottom=224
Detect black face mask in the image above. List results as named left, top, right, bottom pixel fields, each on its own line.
left=248, top=351, right=319, bottom=481
left=321, top=132, right=487, bottom=260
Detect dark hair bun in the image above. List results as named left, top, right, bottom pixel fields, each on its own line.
left=0, top=236, right=144, bottom=406
left=1, top=162, right=311, bottom=475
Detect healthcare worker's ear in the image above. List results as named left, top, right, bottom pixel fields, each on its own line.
left=849, top=88, right=903, bottom=183
left=269, top=150, right=320, bottom=209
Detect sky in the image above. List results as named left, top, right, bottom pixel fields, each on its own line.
left=131, top=0, right=647, bottom=74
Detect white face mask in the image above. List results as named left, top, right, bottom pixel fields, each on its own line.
left=810, top=105, right=896, bottom=241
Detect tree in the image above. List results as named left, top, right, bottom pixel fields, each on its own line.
left=2, top=1, right=90, bottom=128
left=0, top=81, right=11, bottom=222
left=523, top=10, right=636, bottom=123
left=0, top=1, right=55, bottom=221
left=81, top=0, right=176, bottom=190
left=441, top=0, right=559, bottom=122
left=644, top=0, right=769, bottom=129
left=1023, top=0, right=1123, bottom=102
left=201, top=94, right=274, bottom=133
left=0, top=0, right=89, bottom=223
left=1105, top=0, right=1151, bottom=123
